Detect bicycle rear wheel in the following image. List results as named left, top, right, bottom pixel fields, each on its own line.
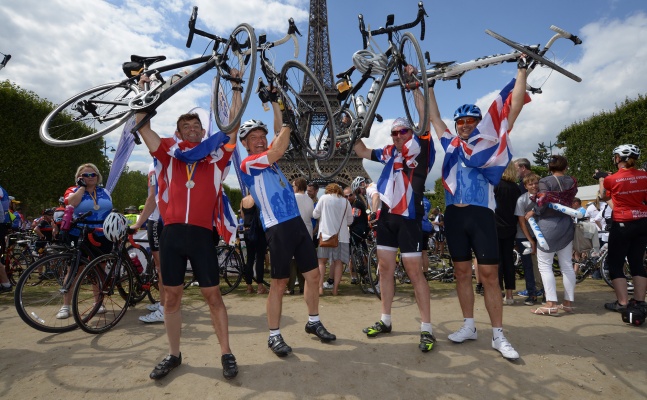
left=214, top=23, right=257, bottom=133
left=397, top=32, right=429, bottom=137
left=124, top=245, right=153, bottom=304
left=40, top=82, right=138, bottom=147
left=14, top=253, right=87, bottom=333
left=280, top=60, right=335, bottom=160
left=72, top=254, right=133, bottom=334
left=352, top=246, right=370, bottom=294
left=216, top=245, right=243, bottom=295
left=485, top=30, right=582, bottom=82
left=367, top=246, right=381, bottom=299
left=314, top=109, right=356, bottom=179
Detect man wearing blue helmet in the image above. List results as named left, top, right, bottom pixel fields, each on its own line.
left=427, top=56, right=531, bottom=361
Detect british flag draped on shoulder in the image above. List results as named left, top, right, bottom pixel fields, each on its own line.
left=375, top=134, right=433, bottom=219
left=441, top=79, right=531, bottom=194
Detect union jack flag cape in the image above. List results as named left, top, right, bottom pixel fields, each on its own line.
left=375, top=134, right=434, bottom=218
left=441, top=79, right=530, bottom=195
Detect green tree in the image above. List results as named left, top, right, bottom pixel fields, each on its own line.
left=0, top=80, right=111, bottom=216
left=110, top=167, right=148, bottom=212
left=533, top=142, right=550, bottom=167
left=428, top=178, right=445, bottom=211
left=224, top=184, right=242, bottom=214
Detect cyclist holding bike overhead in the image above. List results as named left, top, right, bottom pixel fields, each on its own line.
left=238, top=98, right=336, bottom=358
left=427, top=56, right=531, bottom=361
left=353, top=65, right=437, bottom=353
left=134, top=70, right=242, bottom=381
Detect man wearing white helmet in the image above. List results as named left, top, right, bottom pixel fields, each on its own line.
left=239, top=98, right=336, bottom=358
left=353, top=65, right=437, bottom=353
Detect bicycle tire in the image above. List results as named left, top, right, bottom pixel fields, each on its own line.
left=314, top=109, right=356, bottom=179
left=214, top=23, right=257, bottom=133
left=40, top=82, right=138, bottom=147
left=6, top=253, right=29, bottom=286
left=397, top=32, right=429, bottom=137
left=14, top=253, right=87, bottom=333
left=279, top=60, right=335, bottom=160
left=352, top=246, right=370, bottom=294
left=216, top=245, right=243, bottom=295
left=72, top=254, right=133, bottom=334
left=485, top=29, right=582, bottom=82
left=367, top=246, right=382, bottom=300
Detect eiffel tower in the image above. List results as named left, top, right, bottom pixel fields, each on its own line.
left=277, top=0, right=369, bottom=188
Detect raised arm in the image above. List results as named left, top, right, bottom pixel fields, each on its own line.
left=427, top=85, right=449, bottom=141
left=266, top=102, right=291, bottom=164
left=507, top=60, right=529, bottom=130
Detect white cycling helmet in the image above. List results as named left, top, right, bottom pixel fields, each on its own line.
left=351, top=176, right=366, bottom=193
left=103, top=212, right=129, bottom=242
left=238, top=119, right=268, bottom=140
left=613, top=144, right=640, bottom=160
left=352, top=50, right=388, bottom=75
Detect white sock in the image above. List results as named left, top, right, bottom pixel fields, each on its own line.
left=308, top=314, right=320, bottom=323
left=269, top=328, right=281, bottom=337
left=381, top=314, right=392, bottom=326
left=492, top=327, right=504, bottom=341
left=463, top=318, right=475, bottom=330
left=421, top=322, right=432, bottom=334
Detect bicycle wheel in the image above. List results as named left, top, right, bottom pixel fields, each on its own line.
left=485, top=29, right=582, bottom=82
left=599, top=253, right=632, bottom=288
left=352, top=246, right=370, bottom=294
left=314, top=109, right=356, bottom=178
left=5, top=253, right=29, bottom=285
left=40, top=82, right=138, bottom=147
left=367, top=246, right=381, bottom=299
left=125, top=245, right=153, bottom=304
left=72, top=254, right=133, bottom=334
left=280, top=60, right=335, bottom=160
left=216, top=245, right=243, bottom=295
left=214, top=23, right=257, bottom=133
left=145, top=265, right=160, bottom=305
left=397, top=32, right=429, bottom=137
left=14, top=253, right=87, bottom=333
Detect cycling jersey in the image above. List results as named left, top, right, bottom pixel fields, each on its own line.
left=63, top=186, right=112, bottom=236
left=421, top=197, right=433, bottom=233
left=153, top=137, right=232, bottom=231
left=603, top=167, right=647, bottom=222
left=240, top=152, right=299, bottom=230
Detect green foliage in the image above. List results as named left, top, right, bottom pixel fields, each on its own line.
left=558, top=94, right=647, bottom=185
left=0, top=80, right=111, bottom=215
left=224, top=184, right=242, bottom=214
left=533, top=142, right=550, bottom=167
left=110, top=167, right=148, bottom=212
left=428, top=178, right=446, bottom=211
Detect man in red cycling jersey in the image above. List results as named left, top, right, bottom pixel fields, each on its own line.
left=134, top=70, right=242, bottom=381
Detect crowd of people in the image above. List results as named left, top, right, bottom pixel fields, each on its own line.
left=2, top=54, right=646, bottom=383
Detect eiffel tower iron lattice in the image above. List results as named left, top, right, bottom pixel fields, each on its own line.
left=277, top=0, right=370, bottom=189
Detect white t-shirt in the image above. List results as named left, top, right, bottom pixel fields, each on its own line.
left=294, top=192, right=314, bottom=237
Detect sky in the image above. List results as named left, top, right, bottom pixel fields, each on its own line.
left=2, top=0, right=647, bottom=192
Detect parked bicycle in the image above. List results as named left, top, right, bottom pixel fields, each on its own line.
left=13, top=212, right=100, bottom=333
left=315, top=1, right=430, bottom=179
left=40, top=6, right=257, bottom=147
left=183, top=236, right=245, bottom=295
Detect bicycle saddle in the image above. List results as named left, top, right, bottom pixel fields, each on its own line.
left=130, top=55, right=167, bottom=66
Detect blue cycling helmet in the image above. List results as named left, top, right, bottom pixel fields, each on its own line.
left=453, top=104, right=482, bottom=121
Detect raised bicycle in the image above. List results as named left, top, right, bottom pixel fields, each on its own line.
left=40, top=6, right=257, bottom=146
left=314, top=1, right=430, bottom=179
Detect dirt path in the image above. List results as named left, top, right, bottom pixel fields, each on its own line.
left=1, top=279, right=646, bottom=399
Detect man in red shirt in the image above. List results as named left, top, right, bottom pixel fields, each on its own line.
left=134, top=71, right=242, bottom=381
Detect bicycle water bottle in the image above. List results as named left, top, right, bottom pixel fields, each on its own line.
left=129, top=252, right=143, bottom=275
left=367, top=80, right=380, bottom=104
left=60, top=205, right=74, bottom=231
left=355, top=95, right=367, bottom=118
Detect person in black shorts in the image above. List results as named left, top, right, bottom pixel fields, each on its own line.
left=353, top=66, right=437, bottom=353
left=239, top=99, right=336, bottom=358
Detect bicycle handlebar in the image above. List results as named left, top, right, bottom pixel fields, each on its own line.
left=259, top=18, right=301, bottom=58
left=549, top=25, right=582, bottom=45
left=358, top=1, right=427, bottom=49
left=185, top=6, right=227, bottom=48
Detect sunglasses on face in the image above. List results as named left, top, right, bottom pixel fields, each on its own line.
left=81, top=173, right=98, bottom=178
left=456, top=117, right=478, bottom=126
left=391, top=129, right=411, bottom=137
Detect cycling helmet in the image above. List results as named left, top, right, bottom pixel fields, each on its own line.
left=352, top=50, right=388, bottom=75
left=453, top=104, right=482, bottom=121
left=103, top=212, right=129, bottom=242
left=613, top=144, right=640, bottom=160
left=239, top=119, right=268, bottom=140
left=351, top=176, right=366, bottom=193
left=58, top=196, right=65, bottom=204
left=43, top=208, right=55, bottom=215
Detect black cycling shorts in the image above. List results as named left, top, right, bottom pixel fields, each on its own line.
left=147, top=219, right=164, bottom=251
left=444, top=205, right=499, bottom=264
left=159, top=224, right=219, bottom=287
left=266, top=217, right=317, bottom=279
left=606, top=218, right=647, bottom=280
left=376, top=213, right=422, bottom=255
left=422, top=232, right=431, bottom=251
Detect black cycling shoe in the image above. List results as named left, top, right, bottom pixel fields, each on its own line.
left=605, top=300, right=627, bottom=313
left=221, top=353, right=238, bottom=379
left=305, top=321, right=337, bottom=342
left=268, top=334, right=292, bottom=357
left=150, top=353, right=182, bottom=380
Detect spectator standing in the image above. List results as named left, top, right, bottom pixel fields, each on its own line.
left=240, top=194, right=268, bottom=294
left=288, top=177, right=313, bottom=295
left=495, top=163, right=521, bottom=305
left=514, top=158, right=532, bottom=194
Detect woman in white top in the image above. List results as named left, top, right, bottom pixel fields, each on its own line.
left=313, top=183, right=353, bottom=295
